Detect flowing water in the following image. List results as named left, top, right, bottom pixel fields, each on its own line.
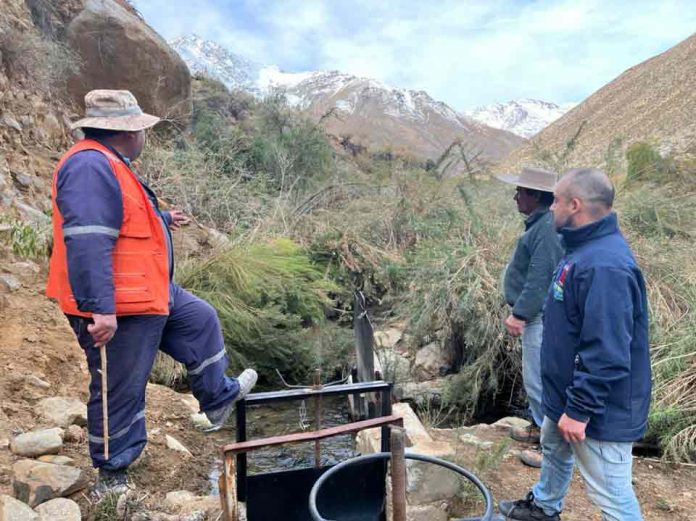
left=209, top=395, right=357, bottom=494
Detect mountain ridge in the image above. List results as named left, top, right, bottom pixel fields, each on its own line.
left=171, top=34, right=524, bottom=162
left=465, top=99, right=575, bottom=138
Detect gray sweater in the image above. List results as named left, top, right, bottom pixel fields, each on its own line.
left=503, top=209, right=563, bottom=321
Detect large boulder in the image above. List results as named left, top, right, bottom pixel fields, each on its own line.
left=412, top=341, right=451, bottom=382
left=0, top=494, right=38, bottom=521
left=12, top=460, right=89, bottom=507
left=63, top=0, right=191, bottom=125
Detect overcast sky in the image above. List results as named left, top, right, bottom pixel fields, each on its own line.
left=132, top=0, right=696, bottom=110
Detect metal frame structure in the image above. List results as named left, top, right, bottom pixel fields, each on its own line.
left=219, top=381, right=395, bottom=520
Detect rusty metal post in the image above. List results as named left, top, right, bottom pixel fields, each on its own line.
left=390, top=428, right=407, bottom=521
left=219, top=452, right=238, bottom=521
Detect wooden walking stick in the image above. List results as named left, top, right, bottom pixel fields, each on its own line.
left=100, top=344, right=109, bottom=460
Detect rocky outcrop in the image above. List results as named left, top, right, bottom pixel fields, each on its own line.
left=63, top=0, right=192, bottom=125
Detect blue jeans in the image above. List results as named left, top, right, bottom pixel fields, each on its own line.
left=521, top=317, right=544, bottom=428
left=532, top=417, right=642, bottom=520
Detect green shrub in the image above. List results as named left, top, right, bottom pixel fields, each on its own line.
left=626, top=142, right=674, bottom=183
left=395, top=181, right=521, bottom=421
left=249, top=95, right=333, bottom=194
left=0, top=219, right=49, bottom=259
left=616, top=175, right=696, bottom=461
left=176, top=238, right=345, bottom=385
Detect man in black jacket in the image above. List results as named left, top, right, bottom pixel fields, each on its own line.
left=496, top=167, right=563, bottom=468
left=499, top=168, right=649, bottom=521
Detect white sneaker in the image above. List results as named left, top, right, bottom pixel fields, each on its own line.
left=203, top=369, right=258, bottom=432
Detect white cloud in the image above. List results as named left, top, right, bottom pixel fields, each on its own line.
left=133, top=0, right=696, bottom=109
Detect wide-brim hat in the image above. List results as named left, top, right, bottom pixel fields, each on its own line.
left=71, top=89, right=160, bottom=132
left=495, top=166, right=558, bottom=193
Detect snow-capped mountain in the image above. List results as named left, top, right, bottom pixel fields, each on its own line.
left=465, top=99, right=576, bottom=138
left=171, top=34, right=524, bottom=161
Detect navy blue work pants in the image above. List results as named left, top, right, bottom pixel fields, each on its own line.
left=67, top=284, right=240, bottom=470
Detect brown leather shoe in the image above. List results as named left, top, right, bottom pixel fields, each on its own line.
left=510, top=424, right=541, bottom=444
left=520, top=448, right=543, bottom=468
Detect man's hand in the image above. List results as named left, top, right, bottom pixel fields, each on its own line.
left=88, top=314, right=117, bottom=347
left=558, top=413, right=588, bottom=443
left=168, top=210, right=190, bottom=229
left=504, top=315, right=526, bottom=337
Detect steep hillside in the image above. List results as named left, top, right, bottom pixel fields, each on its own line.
left=171, top=34, right=524, bottom=162
left=465, top=99, right=575, bottom=138
left=499, top=33, right=696, bottom=171
left=0, top=0, right=193, bottom=227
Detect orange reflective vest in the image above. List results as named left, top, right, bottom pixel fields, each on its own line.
left=46, top=139, right=170, bottom=317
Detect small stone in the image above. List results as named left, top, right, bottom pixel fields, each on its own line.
left=0, top=494, right=38, bottom=520
left=37, top=455, right=74, bottom=466
left=34, top=498, right=81, bottom=520
left=36, top=397, right=87, bottom=428
left=63, top=425, right=85, bottom=444
left=165, top=490, right=197, bottom=507
left=24, top=375, right=50, bottom=390
left=0, top=274, right=20, bottom=292
left=10, top=261, right=40, bottom=274
left=11, top=171, right=34, bottom=189
left=14, top=202, right=50, bottom=225
left=491, top=417, right=530, bottom=430
left=406, top=504, right=447, bottom=521
left=116, top=491, right=135, bottom=518
left=190, top=412, right=212, bottom=430
left=10, top=428, right=64, bottom=458
left=458, top=432, right=494, bottom=450
left=0, top=114, right=22, bottom=131
left=0, top=439, right=9, bottom=450
left=12, top=459, right=89, bottom=507
left=179, top=393, right=200, bottom=414
left=165, top=435, right=192, bottom=456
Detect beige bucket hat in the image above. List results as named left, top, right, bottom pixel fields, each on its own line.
left=71, top=90, right=160, bottom=131
left=495, top=166, right=558, bottom=193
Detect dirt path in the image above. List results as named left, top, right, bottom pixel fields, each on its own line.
left=431, top=425, right=696, bottom=520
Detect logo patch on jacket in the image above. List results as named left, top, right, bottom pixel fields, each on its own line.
left=553, top=263, right=572, bottom=301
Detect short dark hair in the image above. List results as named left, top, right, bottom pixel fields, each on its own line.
left=524, top=188, right=554, bottom=207
left=81, top=127, right=123, bottom=140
